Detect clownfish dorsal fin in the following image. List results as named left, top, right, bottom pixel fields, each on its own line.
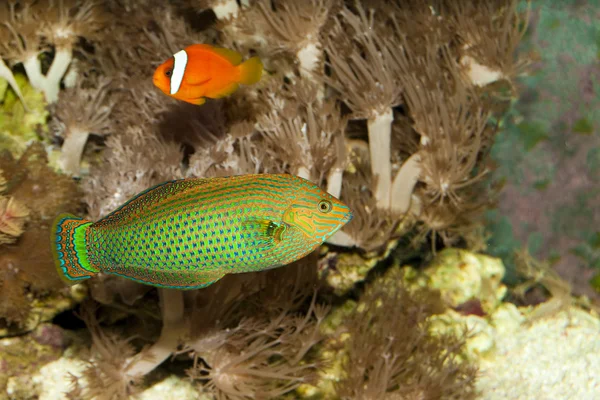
left=210, top=47, right=243, bottom=66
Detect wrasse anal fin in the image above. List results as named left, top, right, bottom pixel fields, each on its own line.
left=107, top=265, right=225, bottom=290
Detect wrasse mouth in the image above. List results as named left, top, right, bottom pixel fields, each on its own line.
left=344, top=211, right=353, bottom=223
left=324, top=210, right=353, bottom=241
left=335, top=208, right=353, bottom=226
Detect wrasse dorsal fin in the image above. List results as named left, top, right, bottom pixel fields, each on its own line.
left=209, top=47, right=243, bottom=65
left=99, top=178, right=211, bottom=222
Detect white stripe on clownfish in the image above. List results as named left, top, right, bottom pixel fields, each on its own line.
left=170, top=49, right=188, bottom=95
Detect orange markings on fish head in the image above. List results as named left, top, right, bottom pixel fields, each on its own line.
left=153, top=58, right=175, bottom=96
left=282, top=179, right=353, bottom=243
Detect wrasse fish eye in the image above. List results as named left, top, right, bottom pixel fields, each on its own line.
left=152, top=43, right=263, bottom=106
left=51, top=174, right=352, bottom=290
left=318, top=200, right=332, bottom=213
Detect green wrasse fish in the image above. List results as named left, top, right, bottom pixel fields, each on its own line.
left=51, top=174, right=352, bottom=290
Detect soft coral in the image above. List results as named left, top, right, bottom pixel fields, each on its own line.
left=52, top=77, right=118, bottom=176
left=0, top=142, right=82, bottom=327
left=336, top=267, right=478, bottom=400
left=74, top=257, right=327, bottom=399
left=0, top=0, right=108, bottom=103
left=186, top=292, right=327, bottom=399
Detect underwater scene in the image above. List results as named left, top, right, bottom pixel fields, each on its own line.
left=0, top=0, right=599, bottom=399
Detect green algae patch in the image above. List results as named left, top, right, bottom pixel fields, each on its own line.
left=572, top=118, right=594, bottom=135
left=0, top=74, right=49, bottom=158
left=590, top=273, right=600, bottom=293
left=516, top=121, right=548, bottom=151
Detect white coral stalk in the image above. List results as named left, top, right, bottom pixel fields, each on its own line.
left=59, top=124, right=90, bottom=175
left=367, top=108, right=394, bottom=209
left=326, top=166, right=344, bottom=198
left=296, top=166, right=312, bottom=181
left=323, top=4, right=402, bottom=211
left=1, top=0, right=105, bottom=103
left=390, top=152, right=421, bottom=215
left=55, top=79, right=115, bottom=176
left=124, top=289, right=186, bottom=378
left=326, top=137, right=347, bottom=198
left=23, top=45, right=73, bottom=103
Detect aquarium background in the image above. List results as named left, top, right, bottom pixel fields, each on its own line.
left=487, top=0, right=600, bottom=300
left=0, top=0, right=599, bottom=399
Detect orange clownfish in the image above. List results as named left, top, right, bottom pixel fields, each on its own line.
left=153, top=44, right=263, bottom=106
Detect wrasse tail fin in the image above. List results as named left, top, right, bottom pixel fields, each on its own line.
left=51, top=214, right=98, bottom=284
left=238, top=56, right=263, bottom=86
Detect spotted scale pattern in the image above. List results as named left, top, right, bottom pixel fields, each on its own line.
left=76, top=174, right=352, bottom=289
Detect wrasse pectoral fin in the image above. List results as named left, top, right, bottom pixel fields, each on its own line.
left=209, top=82, right=239, bottom=99
left=241, top=218, right=285, bottom=247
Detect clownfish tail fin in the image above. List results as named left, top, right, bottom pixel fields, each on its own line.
left=51, top=213, right=98, bottom=284
left=238, top=56, right=263, bottom=86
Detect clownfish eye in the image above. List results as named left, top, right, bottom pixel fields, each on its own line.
left=318, top=200, right=332, bottom=213
left=165, top=69, right=172, bottom=77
